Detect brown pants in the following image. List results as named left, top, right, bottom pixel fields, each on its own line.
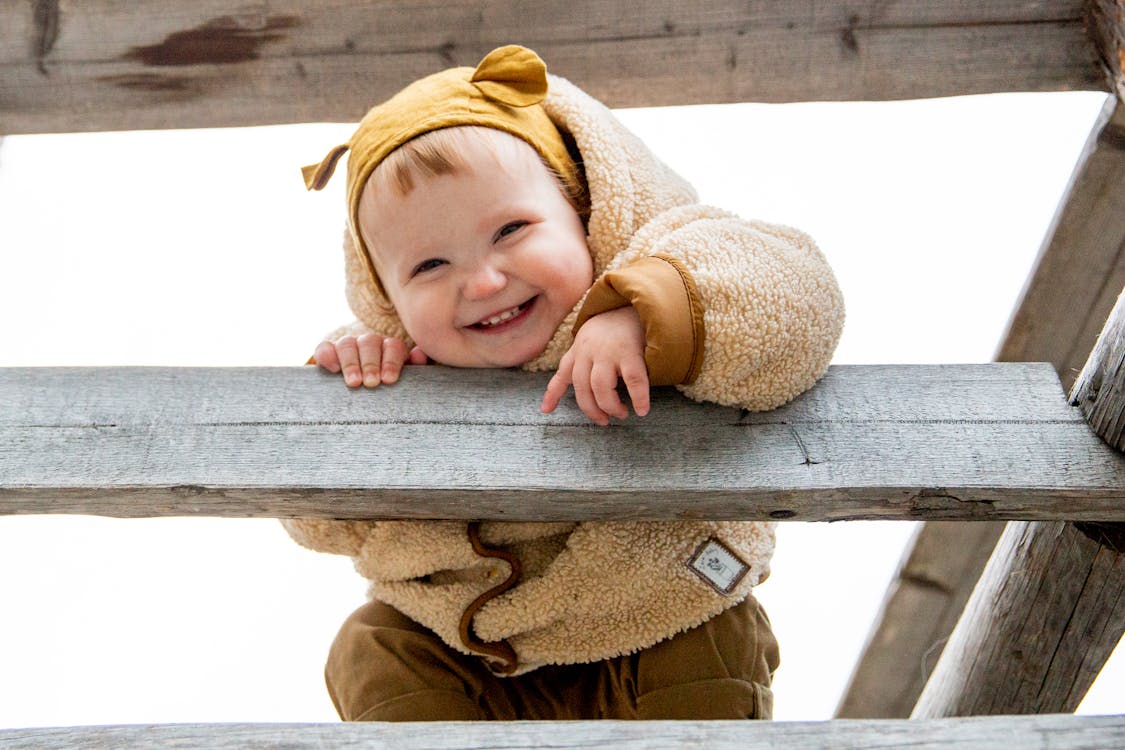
left=325, top=595, right=779, bottom=721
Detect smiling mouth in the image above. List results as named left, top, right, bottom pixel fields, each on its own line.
left=468, top=297, right=537, bottom=330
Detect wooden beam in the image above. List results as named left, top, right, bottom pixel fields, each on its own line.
left=0, top=1, right=1105, bottom=134
left=997, top=96, right=1125, bottom=393
left=1090, top=0, right=1125, bottom=100
left=911, top=291, right=1125, bottom=718
left=1, top=363, right=1123, bottom=521
left=2, top=715, right=1124, bottom=749
left=838, top=95, right=1125, bottom=719
left=910, top=520, right=1125, bottom=716
left=834, top=520, right=1006, bottom=718
left=1071, top=286, right=1125, bottom=451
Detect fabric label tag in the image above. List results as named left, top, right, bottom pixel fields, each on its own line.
left=687, top=538, right=750, bottom=595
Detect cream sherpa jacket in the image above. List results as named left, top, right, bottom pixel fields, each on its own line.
left=284, top=75, right=845, bottom=676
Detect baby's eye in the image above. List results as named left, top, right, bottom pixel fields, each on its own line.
left=494, top=222, right=526, bottom=241
left=411, top=258, right=446, bottom=277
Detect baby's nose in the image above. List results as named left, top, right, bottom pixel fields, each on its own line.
left=463, top=263, right=508, bottom=300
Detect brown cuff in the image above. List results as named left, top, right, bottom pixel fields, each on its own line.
left=573, top=254, right=705, bottom=385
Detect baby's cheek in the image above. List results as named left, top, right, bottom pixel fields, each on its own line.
left=395, top=305, right=437, bottom=351
left=541, top=251, right=592, bottom=301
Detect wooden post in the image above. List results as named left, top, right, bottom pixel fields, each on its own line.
left=840, top=93, right=1125, bottom=720
left=996, top=96, right=1125, bottom=394
left=1090, top=0, right=1125, bottom=101
left=912, top=291, right=1125, bottom=717
left=1071, top=286, right=1125, bottom=451
left=835, top=520, right=1004, bottom=718
left=910, top=520, right=1125, bottom=717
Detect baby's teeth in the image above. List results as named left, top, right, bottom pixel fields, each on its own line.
left=481, top=305, right=521, bottom=326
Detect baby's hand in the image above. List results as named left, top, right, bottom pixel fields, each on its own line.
left=313, top=334, right=429, bottom=388
left=541, top=306, right=650, bottom=426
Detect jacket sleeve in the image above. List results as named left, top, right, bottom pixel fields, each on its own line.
left=281, top=517, right=375, bottom=556
left=575, top=204, right=845, bottom=411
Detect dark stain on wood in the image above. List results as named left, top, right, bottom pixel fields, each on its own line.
left=841, top=14, right=860, bottom=56
left=1074, top=522, right=1125, bottom=552
left=907, top=489, right=995, bottom=516
left=1097, top=115, right=1125, bottom=152
left=123, top=14, right=299, bottom=67
left=95, top=73, right=200, bottom=100
left=33, top=0, right=60, bottom=76
left=437, top=41, right=457, bottom=66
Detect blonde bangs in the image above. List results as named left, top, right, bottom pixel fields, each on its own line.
left=368, top=127, right=584, bottom=215
left=373, top=128, right=493, bottom=195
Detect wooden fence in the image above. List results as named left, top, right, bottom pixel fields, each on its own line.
left=1, top=291, right=1123, bottom=743
left=2, top=0, right=1125, bottom=745
left=1, top=363, right=1122, bottom=522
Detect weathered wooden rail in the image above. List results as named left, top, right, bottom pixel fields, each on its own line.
left=1, top=354, right=1123, bottom=740
left=2, top=363, right=1123, bottom=522
left=908, top=287, right=1125, bottom=719
left=3, top=0, right=1125, bottom=742
left=0, top=0, right=1108, bottom=134
left=839, top=92, right=1125, bottom=717
left=2, top=715, right=1124, bottom=749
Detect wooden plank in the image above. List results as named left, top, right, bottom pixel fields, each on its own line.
left=839, top=95, right=1125, bottom=719
left=911, top=521, right=1125, bottom=717
left=1, top=363, right=1123, bottom=521
left=913, top=301, right=1125, bottom=718
left=1090, top=0, right=1125, bottom=100
left=0, top=1, right=1105, bottom=134
left=997, top=96, right=1125, bottom=394
left=1071, top=286, right=1125, bottom=451
left=834, top=520, right=1006, bottom=718
left=2, top=715, right=1124, bottom=750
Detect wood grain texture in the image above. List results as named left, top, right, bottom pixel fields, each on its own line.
left=2, top=715, right=1124, bottom=749
left=1071, top=285, right=1125, bottom=451
left=912, top=521, right=1125, bottom=717
left=1090, top=0, right=1125, bottom=99
left=1, top=363, right=1123, bottom=521
left=0, top=1, right=1105, bottom=134
left=834, top=520, right=1005, bottom=718
left=997, top=96, right=1125, bottom=393
left=845, top=94, right=1125, bottom=720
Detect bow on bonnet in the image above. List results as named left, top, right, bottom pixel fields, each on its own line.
left=301, top=45, right=579, bottom=297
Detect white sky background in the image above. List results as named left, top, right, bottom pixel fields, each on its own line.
left=0, top=91, right=1121, bottom=728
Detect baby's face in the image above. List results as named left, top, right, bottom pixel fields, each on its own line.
left=359, top=131, right=592, bottom=368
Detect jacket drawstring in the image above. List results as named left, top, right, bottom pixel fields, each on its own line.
left=458, top=522, right=522, bottom=674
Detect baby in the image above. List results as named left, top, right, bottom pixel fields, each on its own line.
left=287, top=45, right=844, bottom=721
left=313, top=123, right=647, bottom=426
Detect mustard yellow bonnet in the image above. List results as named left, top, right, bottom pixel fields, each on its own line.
left=301, top=45, right=580, bottom=297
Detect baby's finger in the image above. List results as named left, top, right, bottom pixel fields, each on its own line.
left=313, top=340, right=341, bottom=373
left=380, top=338, right=409, bottom=384
left=571, top=359, right=610, bottom=426
left=541, top=352, right=575, bottom=413
left=590, top=362, right=628, bottom=420
left=335, top=336, right=363, bottom=387
left=620, top=359, right=650, bottom=417
left=355, top=333, right=384, bottom=388
left=408, top=346, right=430, bottom=366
